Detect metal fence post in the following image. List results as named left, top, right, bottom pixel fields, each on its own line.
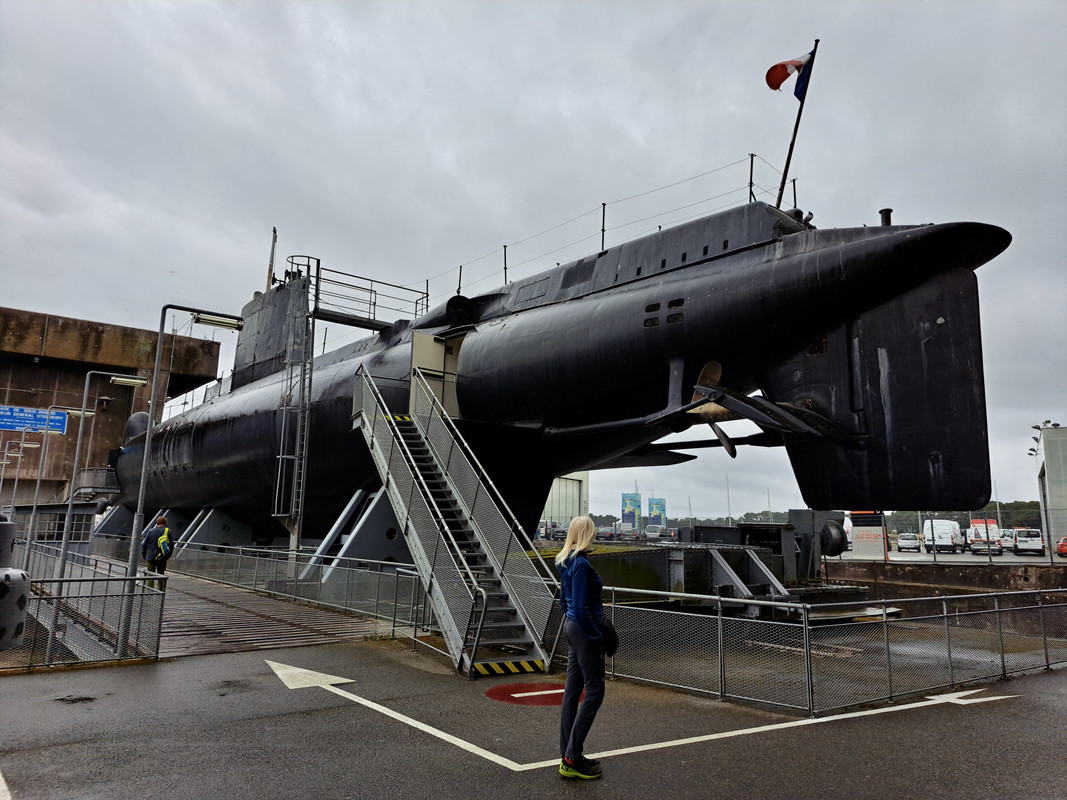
left=943, top=598, right=955, bottom=687
left=1038, top=593, right=1050, bottom=670
left=154, top=577, right=166, bottom=658
left=717, top=600, right=726, bottom=701
left=995, top=594, right=1007, bottom=680
left=882, top=601, right=894, bottom=701
left=802, top=604, right=814, bottom=716
left=608, top=586, right=616, bottom=680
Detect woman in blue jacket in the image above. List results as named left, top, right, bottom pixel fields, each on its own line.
left=555, top=515, right=605, bottom=780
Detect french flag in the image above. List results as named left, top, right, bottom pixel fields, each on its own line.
left=766, top=51, right=815, bottom=101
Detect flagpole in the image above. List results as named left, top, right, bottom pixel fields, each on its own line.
left=776, top=38, right=819, bottom=209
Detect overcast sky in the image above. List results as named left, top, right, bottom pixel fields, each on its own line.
left=2, top=1, right=1064, bottom=520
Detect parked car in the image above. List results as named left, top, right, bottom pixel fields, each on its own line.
left=1057, top=537, right=1067, bottom=558
left=999, top=529, right=1016, bottom=549
left=896, top=532, right=921, bottom=552
left=1013, top=528, right=1045, bottom=556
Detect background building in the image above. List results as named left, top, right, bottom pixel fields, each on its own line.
left=0, top=307, right=220, bottom=512
left=539, top=471, right=589, bottom=530
left=1032, top=423, right=1066, bottom=544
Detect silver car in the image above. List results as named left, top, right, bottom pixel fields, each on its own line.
left=896, top=532, right=921, bottom=552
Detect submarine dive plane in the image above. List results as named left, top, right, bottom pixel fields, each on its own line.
left=113, top=200, right=1011, bottom=546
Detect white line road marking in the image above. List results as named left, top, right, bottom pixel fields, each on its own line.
left=0, top=768, right=12, bottom=800
left=511, top=688, right=565, bottom=698
left=266, top=661, right=1016, bottom=773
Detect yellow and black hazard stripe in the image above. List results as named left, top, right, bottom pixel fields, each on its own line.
left=390, top=414, right=412, bottom=422
left=472, top=659, right=546, bottom=676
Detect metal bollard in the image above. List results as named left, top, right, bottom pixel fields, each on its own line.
left=0, top=566, right=31, bottom=650
left=1, top=521, right=31, bottom=650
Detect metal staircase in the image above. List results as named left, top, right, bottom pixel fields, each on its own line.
left=353, top=366, right=558, bottom=676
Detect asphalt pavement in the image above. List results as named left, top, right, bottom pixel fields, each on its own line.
left=2, top=638, right=1066, bottom=800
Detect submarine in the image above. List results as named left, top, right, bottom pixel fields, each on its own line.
left=113, top=200, right=1011, bottom=546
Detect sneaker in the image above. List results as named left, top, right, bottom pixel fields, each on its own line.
left=559, top=756, right=602, bottom=780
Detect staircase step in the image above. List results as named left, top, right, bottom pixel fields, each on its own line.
left=475, top=640, right=537, bottom=652
left=470, top=658, right=546, bottom=676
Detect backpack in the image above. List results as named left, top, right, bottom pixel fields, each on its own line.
left=143, top=527, right=172, bottom=561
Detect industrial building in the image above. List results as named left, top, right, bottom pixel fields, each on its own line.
left=0, top=306, right=220, bottom=528
left=1032, top=422, right=1066, bottom=543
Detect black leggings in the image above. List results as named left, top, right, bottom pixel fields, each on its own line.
left=559, top=619, right=605, bottom=760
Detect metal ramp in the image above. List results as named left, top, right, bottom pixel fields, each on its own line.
left=352, top=366, right=558, bottom=676
left=709, top=548, right=792, bottom=617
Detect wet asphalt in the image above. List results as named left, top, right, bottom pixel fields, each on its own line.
left=2, top=638, right=1066, bottom=800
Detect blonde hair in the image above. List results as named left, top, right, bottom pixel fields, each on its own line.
left=554, top=516, right=597, bottom=566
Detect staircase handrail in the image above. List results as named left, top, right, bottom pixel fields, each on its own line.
left=411, top=367, right=560, bottom=590
left=355, top=366, right=484, bottom=597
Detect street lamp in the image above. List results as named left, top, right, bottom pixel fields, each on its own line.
left=56, top=371, right=149, bottom=581
left=24, top=405, right=93, bottom=569
left=128, top=303, right=243, bottom=578
left=117, top=304, right=241, bottom=658
left=7, top=433, right=41, bottom=508
left=0, top=432, right=41, bottom=507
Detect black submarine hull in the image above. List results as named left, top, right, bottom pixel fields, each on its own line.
left=115, top=202, right=1011, bottom=541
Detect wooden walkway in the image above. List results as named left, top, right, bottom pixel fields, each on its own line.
left=158, top=573, right=383, bottom=659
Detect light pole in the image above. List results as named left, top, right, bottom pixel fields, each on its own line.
left=7, top=430, right=42, bottom=513
left=56, top=371, right=149, bottom=581
left=128, top=304, right=243, bottom=579
left=1, top=431, right=41, bottom=510
left=117, top=305, right=241, bottom=658
left=25, top=406, right=92, bottom=570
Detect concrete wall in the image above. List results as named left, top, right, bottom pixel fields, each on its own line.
left=0, top=307, right=220, bottom=505
left=826, top=560, right=1066, bottom=600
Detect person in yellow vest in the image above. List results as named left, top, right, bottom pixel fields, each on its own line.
left=140, top=516, right=173, bottom=590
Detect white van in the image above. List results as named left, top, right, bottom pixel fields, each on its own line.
left=923, top=519, right=963, bottom=553
left=644, top=524, right=662, bottom=540
left=1013, top=528, right=1045, bottom=556
left=967, top=519, right=1002, bottom=555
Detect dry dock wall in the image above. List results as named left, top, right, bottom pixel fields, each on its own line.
left=825, top=560, right=1066, bottom=600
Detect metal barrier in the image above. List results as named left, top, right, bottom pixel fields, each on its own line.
left=91, top=534, right=430, bottom=642
left=72, top=536, right=1067, bottom=715
left=410, top=368, right=559, bottom=648
left=2, top=543, right=165, bottom=671
left=595, top=586, right=1067, bottom=714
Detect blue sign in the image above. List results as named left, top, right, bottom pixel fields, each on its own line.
left=621, top=492, right=641, bottom=527
left=648, top=497, right=666, bottom=526
left=0, top=405, right=68, bottom=435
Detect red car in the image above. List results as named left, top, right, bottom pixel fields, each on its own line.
left=1057, top=537, right=1067, bottom=558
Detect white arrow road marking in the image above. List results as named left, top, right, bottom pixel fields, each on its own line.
left=267, top=660, right=526, bottom=770
left=266, top=661, right=354, bottom=690
left=0, top=769, right=11, bottom=800
left=930, top=689, right=1019, bottom=705
left=266, top=661, right=1017, bottom=773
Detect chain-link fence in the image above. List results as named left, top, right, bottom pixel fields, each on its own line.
left=2, top=543, right=165, bottom=670
left=15, top=534, right=1065, bottom=716
left=152, top=537, right=1067, bottom=715
left=594, top=586, right=1067, bottom=714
